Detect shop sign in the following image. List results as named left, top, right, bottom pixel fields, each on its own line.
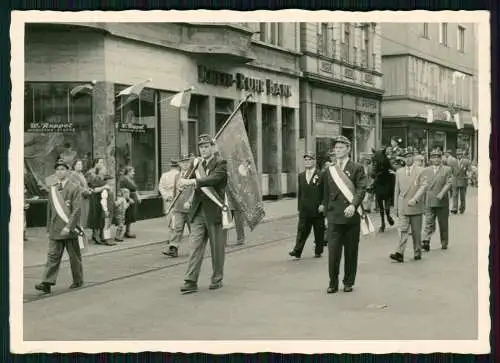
left=25, top=116, right=76, bottom=133
left=197, top=65, right=292, bottom=97
left=118, top=123, right=146, bottom=133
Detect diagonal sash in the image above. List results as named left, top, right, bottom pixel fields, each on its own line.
left=193, top=158, right=234, bottom=229
left=328, top=165, right=375, bottom=236
left=50, top=185, right=87, bottom=250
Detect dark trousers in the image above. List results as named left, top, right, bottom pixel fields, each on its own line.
left=328, top=222, right=361, bottom=288
left=42, top=238, right=83, bottom=285
left=423, top=206, right=449, bottom=243
left=451, top=185, right=468, bottom=212
left=293, top=214, right=325, bottom=256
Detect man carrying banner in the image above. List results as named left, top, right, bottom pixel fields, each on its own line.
left=35, top=159, right=84, bottom=294
left=177, top=134, right=229, bottom=293
left=319, top=136, right=370, bottom=294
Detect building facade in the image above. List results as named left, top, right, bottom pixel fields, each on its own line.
left=299, top=22, right=384, bottom=168
left=381, top=22, right=478, bottom=160
left=24, top=22, right=301, bottom=226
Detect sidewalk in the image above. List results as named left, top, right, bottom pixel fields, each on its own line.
left=22, top=198, right=299, bottom=268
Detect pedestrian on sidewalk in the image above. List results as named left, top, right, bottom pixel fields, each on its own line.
left=114, top=188, right=132, bottom=242
left=119, top=166, right=141, bottom=239
left=159, top=159, right=182, bottom=247
left=162, top=156, right=194, bottom=258
left=70, top=159, right=92, bottom=230
left=35, top=159, right=84, bottom=294
left=454, top=150, right=471, bottom=214
left=390, top=150, right=428, bottom=263
left=421, top=150, right=453, bottom=252
left=320, top=136, right=367, bottom=294
left=177, top=134, right=228, bottom=294
left=289, top=151, right=325, bottom=259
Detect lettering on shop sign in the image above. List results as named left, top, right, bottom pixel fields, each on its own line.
left=26, top=117, right=76, bottom=133
left=118, top=123, right=146, bottom=133
left=197, top=65, right=292, bottom=98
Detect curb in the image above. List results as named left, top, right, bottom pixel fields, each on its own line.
left=24, top=213, right=298, bottom=269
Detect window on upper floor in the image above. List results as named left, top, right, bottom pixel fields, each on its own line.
left=259, top=22, right=284, bottom=47
left=361, top=26, right=369, bottom=68
left=318, top=22, right=329, bottom=56
left=341, top=23, right=350, bottom=62
left=439, top=23, right=448, bottom=46
left=457, top=25, right=465, bottom=52
left=422, top=23, right=429, bottom=39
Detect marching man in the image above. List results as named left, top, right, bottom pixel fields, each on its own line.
left=289, top=151, right=325, bottom=259
left=319, top=136, right=369, bottom=294
left=158, top=159, right=182, bottom=254
left=421, top=150, right=453, bottom=251
left=35, top=159, right=84, bottom=294
left=177, top=134, right=230, bottom=294
left=390, top=150, right=428, bottom=263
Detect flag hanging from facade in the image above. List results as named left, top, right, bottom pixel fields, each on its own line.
left=426, top=108, right=434, bottom=123
left=170, top=87, right=194, bottom=108
left=215, top=109, right=265, bottom=230
left=454, top=112, right=463, bottom=130
left=70, top=83, right=95, bottom=98
left=472, top=116, right=478, bottom=131
left=116, top=79, right=152, bottom=111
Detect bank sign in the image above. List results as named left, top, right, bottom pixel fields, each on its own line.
left=197, top=65, right=292, bottom=98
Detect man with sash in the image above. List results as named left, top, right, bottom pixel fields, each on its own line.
left=177, top=134, right=229, bottom=293
left=421, top=149, right=453, bottom=251
left=319, top=136, right=368, bottom=294
left=390, top=150, right=428, bottom=263
left=35, top=159, right=84, bottom=294
left=289, top=151, right=325, bottom=259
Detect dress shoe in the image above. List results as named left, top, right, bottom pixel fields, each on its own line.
left=390, top=252, right=404, bottom=263
left=125, top=233, right=137, bottom=239
left=69, top=282, right=83, bottom=289
left=235, top=239, right=245, bottom=245
left=209, top=281, right=223, bottom=290
left=35, top=282, right=51, bottom=294
left=100, top=239, right=116, bottom=246
left=441, top=243, right=448, bottom=250
left=343, top=286, right=353, bottom=292
left=379, top=225, right=386, bottom=233
left=162, top=246, right=179, bottom=258
left=115, top=237, right=124, bottom=242
left=451, top=210, right=457, bottom=215
left=387, top=216, right=395, bottom=226
left=327, top=286, right=338, bottom=294
left=180, top=282, right=198, bottom=294
left=414, top=255, right=422, bottom=261
left=314, top=253, right=322, bottom=258
left=289, top=250, right=301, bottom=258
left=422, top=241, right=430, bottom=252
left=459, top=210, right=465, bottom=214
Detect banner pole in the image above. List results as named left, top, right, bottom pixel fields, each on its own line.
left=163, top=93, right=252, bottom=219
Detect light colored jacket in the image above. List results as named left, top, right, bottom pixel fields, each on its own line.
left=158, top=169, right=180, bottom=213
left=422, top=165, right=453, bottom=208
left=394, top=165, right=428, bottom=216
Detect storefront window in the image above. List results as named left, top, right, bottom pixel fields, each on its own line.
left=316, top=137, right=335, bottom=169
left=215, top=98, right=234, bottom=132
left=407, top=128, right=428, bottom=154
left=24, top=82, right=93, bottom=198
left=115, top=85, right=158, bottom=194
left=355, top=113, right=376, bottom=159
left=428, top=130, right=446, bottom=153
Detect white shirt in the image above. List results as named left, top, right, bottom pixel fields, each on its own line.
left=405, top=165, right=414, bottom=176
left=432, top=165, right=440, bottom=174
left=337, top=158, right=349, bottom=171
left=305, top=169, right=314, bottom=183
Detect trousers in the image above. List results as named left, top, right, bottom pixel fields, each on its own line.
left=451, top=186, right=468, bottom=212
left=422, top=206, right=449, bottom=242
left=184, top=210, right=227, bottom=284
left=42, top=238, right=83, bottom=285
left=397, top=214, right=423, bottom=256
left=169, top=211, right=191, bottom=248
left=328, top=222, right=361, bottom=288
left=293, top=214, right=325, bottom=256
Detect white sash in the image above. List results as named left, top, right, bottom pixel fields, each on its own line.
left=193, top=158, right=234, bottom=230
left=328, top=166, right=375, bottom=236
left=50, top=186, right=87, bottom=249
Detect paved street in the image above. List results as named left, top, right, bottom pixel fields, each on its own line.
left=23, top=191, right=478, bottom=341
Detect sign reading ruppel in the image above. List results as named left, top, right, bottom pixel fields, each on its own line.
left=197, top=65, right=292, bottom=98
left=119, top=123, right=146, bottom=133
left=26, top=116, right=76, bottom=133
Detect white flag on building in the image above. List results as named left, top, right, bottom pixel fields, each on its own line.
left=472, top=116, right=478, bottom=130
left=426, top=108, right=434, bottom=123
left=454, top=112, right=463, bottom=130
left=117, top=78, right=152, bottom=97
left=443, top=110, right=452, bottom=121
left=170, top=87, right=194, bottom=108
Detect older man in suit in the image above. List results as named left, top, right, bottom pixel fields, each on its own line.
left=390, top=150, right=428, bottom=263
left=177, top=134, right=228, bottom=293
left=35, top=159, right=83, bottom=294
left=421, top=150, right=453, bottom=251
left=443, top=149, right=459, bottom=214
left=319, top=136, right=367, bottom=294
left=454, top=150, right=471, bottom=214
left=289, top=151, right=325, bottom=259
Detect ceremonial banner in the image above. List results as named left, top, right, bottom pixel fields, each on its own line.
left=215, top=109, right=265, bottom=230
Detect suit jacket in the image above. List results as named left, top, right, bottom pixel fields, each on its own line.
left=455, top=157, right=471, bottom=187
left=422, top=165, right=453, bottom=208
left=322, top=160, right=367, bottom=225
left=47, top=179, right=82, bottom=240
left=187, top=155, right=228, bottom=225
left=394, top=165, right=428, bottom=216
left=445, top=156, right=458, bottom=187
left=297, top=168, right=323, bottom=218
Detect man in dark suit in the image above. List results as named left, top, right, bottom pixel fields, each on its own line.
left=35, top=159, right=83, bottom=294
left=177, top=134, right=228, bottom=293
left=454, top=149, right=471, bottom=214
left=421, top=150, right=453, bottom=251
left=319, top=136, right=367, bottom=294
left=289, top=151, right=325, bottom=259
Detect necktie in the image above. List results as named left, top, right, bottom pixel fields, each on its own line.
left=406, top=168, right=411, bottom=176
left=202, top=160, right=207, bottom=170
left=57, top=182, right=63, bottom=191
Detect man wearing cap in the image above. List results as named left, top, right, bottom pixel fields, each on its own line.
left=421, top=150, right=453, bottom=251
left=390, top=150, right=428, bottom=263
left=414, top=154, right=425, bottom=168
left=319, top=136, right=367, bottom=294
left=35, top=159, right=83, bottom=294
left=177, top=134, right=228, bottom=293
left=159, top=159, right=182, bottom=256
left=289, top=151, right=325, bottom=259
left=454, top=150, right=471, bottom=214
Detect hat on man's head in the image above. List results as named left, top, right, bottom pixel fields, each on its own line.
left=198, top=134, right=215, bottom=146
left=430, top=149, right=442, bottom=157
left=170, top=159, right=180, bottom=167
left=179, top=154, right=192, bottom=162
left=54, top=159, right=70, bottom=170
left=414, top=154, right=425, bottom=161
left=103, top=174, right=113, bottom=181
left=303, top=151, right=316, bottom=159
left=333, top=135, right=351, bottom=147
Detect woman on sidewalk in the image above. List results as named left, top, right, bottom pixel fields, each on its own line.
left=119, top=166, right=141, bottom=238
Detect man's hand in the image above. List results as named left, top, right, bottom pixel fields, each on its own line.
left=344, top=204, right=355, bottom=218
left=408, top=198, right=416, bottom=206
left=318, top=205, right=325, bottom=213
left=435, top=193, right=443, bottom=200
left=61, top=227, right=70, bottom=236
